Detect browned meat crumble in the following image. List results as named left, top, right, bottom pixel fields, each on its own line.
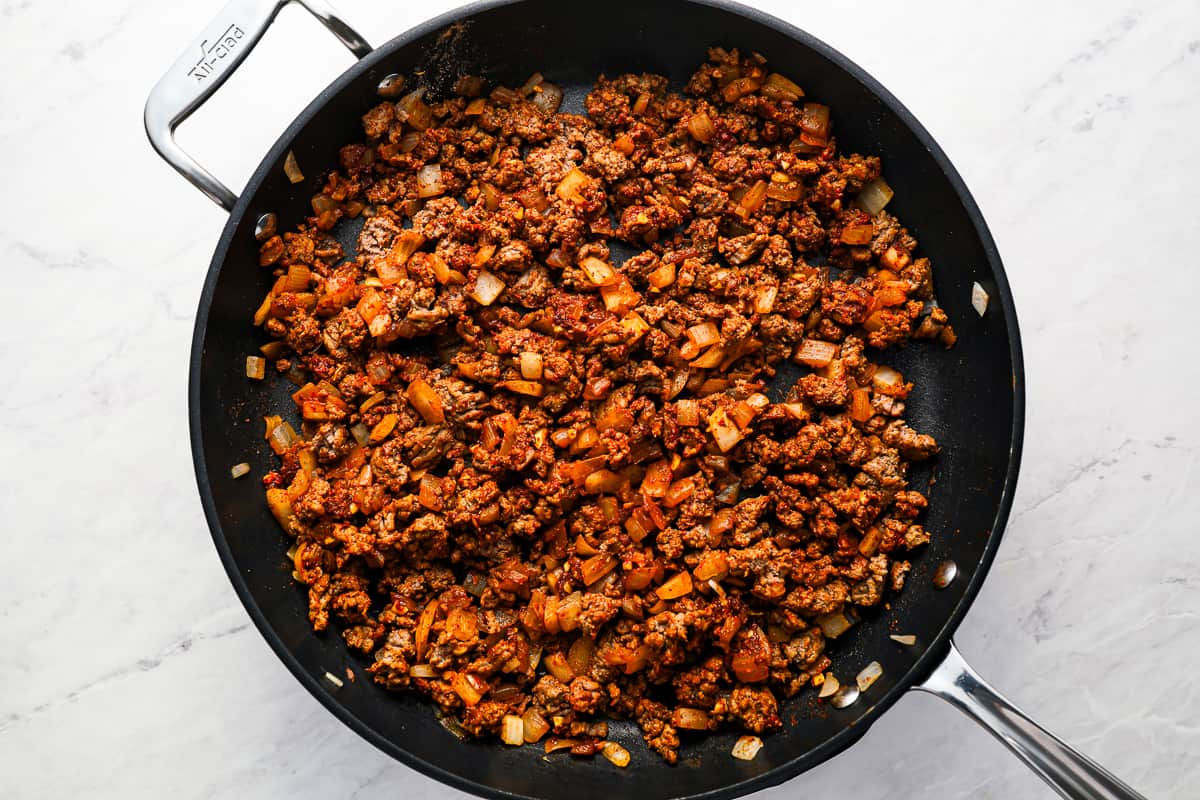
left=254, top=47, right=952, bottom=764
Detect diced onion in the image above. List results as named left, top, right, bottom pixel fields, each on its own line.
left=324, top=671, right=344, bottom=688
left=567, top=633, right=594, bottom=673
left=855, top=178, right=894, bottom=215
left=409, top=664, right=438, bottom=679
left=245, top=356, right=266, bottom=380
left=498, top=379, right=544, bottom=397
left=602, top=741, right=631, bottom=767
left=687, top=111, right=716, bottom=143
left=417, top=163, right=444, bottom=198
left=818, top=673, right=840, bottom=699
left=816, top=612, right=853, bottom=639
left=795, top=338, right=838, bottom=368
left=350, top=423, right=370, bottom=446
left=646, top=262, right=676, bottom=289
left=397, top=88, right=433, bottom=130
left=230, top=462, right=250, bottom=479
left=519, top=351, right=544, bottom=380
left=398, top=131, right=421, bottom=153
left=735, top=180, right=768, bottom=218
left=856, top=661, right=883, bottom=692
left=972, top=281, right=989, bottom=316
left=544, top=737, right=579, bottom=754
left=469, top=270, right=506, bottom=306
left=579, top=256, right=617, bottom=286
left=840, top=222, right=875, bottom=245
left=686, top=322, right=721, bottom=348
left=707, top=408, right=745, bottom=452
left=369, top=413, right=399, bottom=444
left=731, top=735, right=763, bottom=761
left=406, top=379, right=445, bottom=424
left=872, top=365, right=904, bottom=394
left=890, top=634, right=917, bottom=646
left=655, top=571, right=693, bottom=600
left=522, top=708, right=551, bottom=743
left=753, top=285, right=778, bottom=314
left=531, top=82, right=563, bottom=115
left=672, top=707, right=710, bottom=730
left=283, top=150, right=304, bottom=183
left=761, top=72, right=804, bottom=101
left=501, top=714, right=525, bottom=746
left=452, top=671, right=486, bottom=706
left=543, top=651, right=574, bottom=682
left=556, top=168, right=590, bottom=204
left=580, top=553, right=619, bottom=585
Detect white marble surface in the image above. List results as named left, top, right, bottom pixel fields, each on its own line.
left=2, top=0, right=1197, bottom=797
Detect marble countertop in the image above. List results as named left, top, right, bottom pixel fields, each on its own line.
left=3, top=0, right=1197, bottom=797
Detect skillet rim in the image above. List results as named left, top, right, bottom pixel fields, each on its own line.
left=186, top=1, right=1026, bottom=797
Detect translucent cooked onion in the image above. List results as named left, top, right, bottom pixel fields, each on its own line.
left=501, top=714, right=524, bottom=746
left=686, top=322, right=721, bottom=348
left=795, top=338, right=838, bottom=368
left=230, top=462, right=250, bottom=479
left=890, top=634, right=917, bottom=646
left=397, top=88, right=433, bottom=130
left=519, top=351, right=544, bottom=380
left=646, top=261, right=676, bottom=289
left=856, top=660, right=883, bottom=692
left=406, top=379, right=445, bottom=425
left=417, top=163, right=444, bottom=198
left=731, top=735, right=763, bottom=761
left=602, top=741, right=631, bottom=767
left=469, top=270, right=506, bottom=306
left=531, top=82, right=563, bottom=114
left=707, top=408, right=744, bottom=452
left=972, top=281, right=989, bottom=316
left=753, top=285, right=778, bottom=314
left=655, top=571, right=693, bottom=600
left=855, top=178, right=894, bottom=215
left=283, top=150, right=304, bottom=183
left=522, top=708, right=551, bottom=743
left=398, top=131, right=421, bottom=153
left=872, top=365, right=904, bottom=394
left=579, top=256, right=617, bottom=286
left=687, top=111, right=716, bottom=143
left=818, top=673, right=840, bottom=699
left=761, top=72, right=804, bottom=101
left=350, top=423, right=370, bottom=446
left=245, top=356, right=266, bottom=380
left=672, top=707, right=710, bottom=730
left=409, top=663, right=438, bottom=679
left=816, top=612, right=853, bottom=639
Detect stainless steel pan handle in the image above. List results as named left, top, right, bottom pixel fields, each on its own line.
left=144, top=0, right=371, bottom=211
left=915, top=641, right=1147, bottom=800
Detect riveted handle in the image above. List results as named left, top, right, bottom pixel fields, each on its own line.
left=144, top=0, right=371, bottom=211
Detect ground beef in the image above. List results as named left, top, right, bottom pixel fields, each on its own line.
left=254, top=49, right=950, bottom=764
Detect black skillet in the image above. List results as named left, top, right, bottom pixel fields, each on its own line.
left=145, top=1, right=1146, bottom=798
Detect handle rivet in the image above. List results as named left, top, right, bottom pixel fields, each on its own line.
left=932, top=559, right=958, bottom=589
left=254, top=212, right=278, bottom=241
left=377, top=73, right=406, bottom=98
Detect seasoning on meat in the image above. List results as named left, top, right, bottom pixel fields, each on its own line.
left=253, top=49, right=952, bottom=763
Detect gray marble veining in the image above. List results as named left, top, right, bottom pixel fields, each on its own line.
left=2, top=1, right=1197, bottom=797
